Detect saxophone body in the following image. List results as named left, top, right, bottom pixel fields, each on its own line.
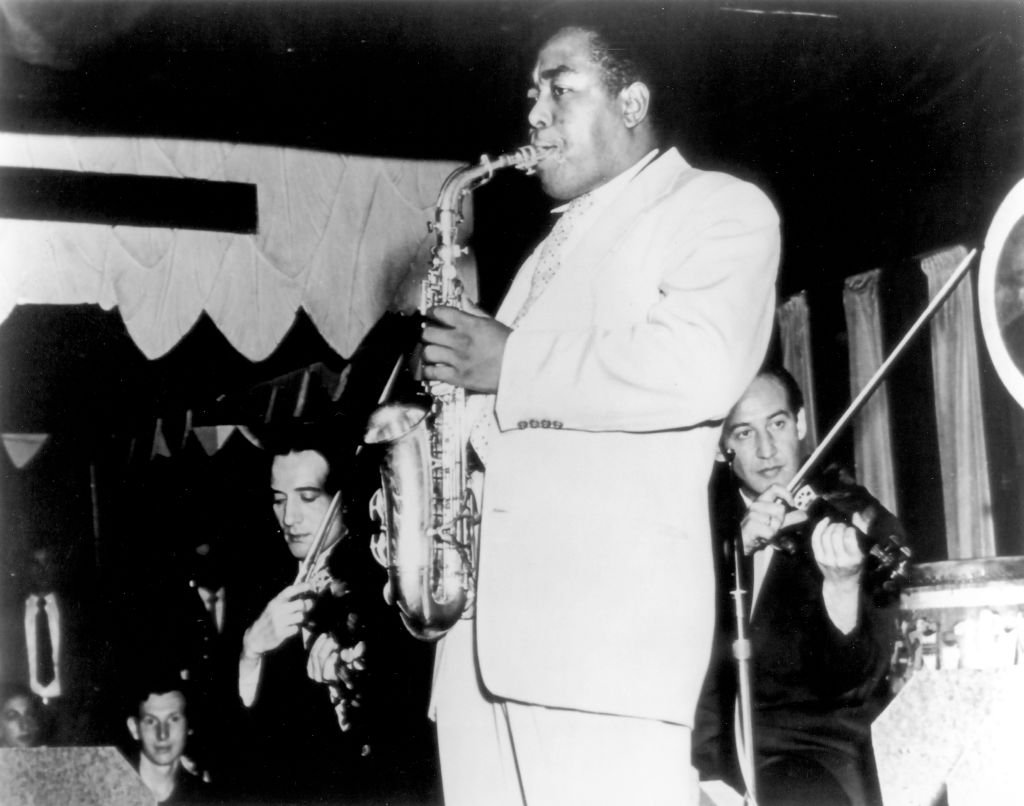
left=365, top=144, right=550, bottom=641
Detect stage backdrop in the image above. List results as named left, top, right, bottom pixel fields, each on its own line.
left=0, top=132, right=467, bottom=360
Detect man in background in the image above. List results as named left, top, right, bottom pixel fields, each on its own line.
left=0, top=539, right=112, bottom=745
left=125, top=671, right=211, bottom=804
left=694, top=366, right=903, bottom=806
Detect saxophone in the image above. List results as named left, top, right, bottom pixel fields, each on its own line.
left=364, top=144, right=551, bottom=641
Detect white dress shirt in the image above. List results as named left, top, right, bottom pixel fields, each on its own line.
left=197, top=585, right=225, bottom=633
left=24, top=592, right=62, bottom=699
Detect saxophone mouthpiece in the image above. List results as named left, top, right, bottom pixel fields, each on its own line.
left=518, top=143, right=556, bottom=175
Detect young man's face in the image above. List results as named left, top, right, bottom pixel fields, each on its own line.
left=1, top=694, right=40, bottom=748
left=721, top=375, right=806, bottom=498
left=527, top=27, right=634, bottom=201
left=128, top=691, right=187, bottom=767
left=270, top=450, right=344, bottom=561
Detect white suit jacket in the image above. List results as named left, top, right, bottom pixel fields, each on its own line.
left=464, top=148, right=780, bottom=727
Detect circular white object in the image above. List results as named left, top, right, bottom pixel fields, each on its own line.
left=979, top=177, right=1024, bottom=410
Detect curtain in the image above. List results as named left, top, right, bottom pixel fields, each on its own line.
left=843, top=269, right=899, bottom=512
left=778, top=291, right=819, bottom=453
left=920, top=245, right=996, bottom=559
left=0, top=133, right=463, bottom=360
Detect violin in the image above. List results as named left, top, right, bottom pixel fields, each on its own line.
left=778, top=463, right=912, bottom=596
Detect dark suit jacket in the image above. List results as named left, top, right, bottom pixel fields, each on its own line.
left=158, top=579, right=247, bottom=783
left=693, top=465, right=899, bottom=805
left=234, top=535, right=437, bottom=803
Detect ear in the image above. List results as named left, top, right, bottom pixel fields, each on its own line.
left=127, top=717, right=140, bottom=742
left=796, top=408, right=807, bottom=441
left=619, top=81, right=650, bottom=129
left=715, top=426, right=732, bottom=463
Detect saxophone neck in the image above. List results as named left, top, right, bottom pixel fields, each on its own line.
left=436, top=144, right=555, bottom=213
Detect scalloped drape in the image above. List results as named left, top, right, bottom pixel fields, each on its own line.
left=0, top=133, right=465, bottom=360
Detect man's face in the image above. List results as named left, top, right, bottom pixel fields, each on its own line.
left=721, top=375, right=806, bottom=498
left=1, top=694, right=40, bottom=748
left=270, top=450, right=344, bottom=561
left=26, top=547, right=57, bottom=595
left=128, top=691, right=187, bottom=767
left=527, top=28, right=632, bottom=200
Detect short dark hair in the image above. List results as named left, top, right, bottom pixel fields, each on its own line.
left=529, top=3, right=668, bottom=125
left=756, top=365, right=805, bottom=416
left=126, top=668, right=189, bottom=719
left=260, top=419, right=350, bottom=496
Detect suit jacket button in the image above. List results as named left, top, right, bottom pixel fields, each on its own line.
left=518, top=420, right=528, bottom=430
left=553, top=421, right=563, bottom=429
left=541, top=420, right=551, bottom=428
left=529, top=419, right=540, bottom=428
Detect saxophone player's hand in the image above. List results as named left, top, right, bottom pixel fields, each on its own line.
left=422, top=301, right=510, bottom=393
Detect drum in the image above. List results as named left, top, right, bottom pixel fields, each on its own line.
left=891, top=556, right=1024, bottom=691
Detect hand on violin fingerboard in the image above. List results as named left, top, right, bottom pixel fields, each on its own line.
left=811, top=518, right=864, bottom=634
left=307, top=633, right=368, bottom=732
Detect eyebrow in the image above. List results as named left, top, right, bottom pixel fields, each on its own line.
left=532, top=65, right=576, bottom=87
left=726, top=409, right=791, bottom=432
left=270, top=484, right=324, bottom=495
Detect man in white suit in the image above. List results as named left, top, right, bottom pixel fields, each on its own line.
left=421, top=10, right=781, bottom=806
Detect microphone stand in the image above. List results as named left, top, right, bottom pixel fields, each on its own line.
left=730, top=535, right=759, bottom=806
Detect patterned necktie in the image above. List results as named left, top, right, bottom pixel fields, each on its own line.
left=36, top=596, right=55, bottom=687
left=470, top=192, right=595, bottom=465
left=511, top=192, right=595, bottom=327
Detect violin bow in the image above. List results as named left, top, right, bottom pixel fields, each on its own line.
left=787, top=247, right=978, bottom=496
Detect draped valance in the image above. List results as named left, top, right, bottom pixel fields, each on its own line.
left=0, top=133, right=465, bottom=360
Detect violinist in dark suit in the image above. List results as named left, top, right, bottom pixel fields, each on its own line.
left=693, top=366, right=903, bottom=806
left=232, top=424, right=371, bottom=800
left=235, top=423, right=435, bottom=803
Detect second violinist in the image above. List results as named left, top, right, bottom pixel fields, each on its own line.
left=693, top=365, right=904, bottom=806
left=232, top=423, right=436, bottom=803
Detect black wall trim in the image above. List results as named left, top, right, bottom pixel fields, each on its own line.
left=0, top=167, right=258, bottom=233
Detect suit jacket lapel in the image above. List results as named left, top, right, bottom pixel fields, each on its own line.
left=550, top=148, right=693, bottom=293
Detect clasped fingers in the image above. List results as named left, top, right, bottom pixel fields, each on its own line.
left=811, top=518, right=864, bottom=579
left=306, top=632, right=341, bottom=685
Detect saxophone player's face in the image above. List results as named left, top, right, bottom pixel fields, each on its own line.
left=270, top=449, right=344, bottom=560
left=527, top=28, right=639, bottom=201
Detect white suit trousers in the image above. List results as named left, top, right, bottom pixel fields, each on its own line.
left=433, top=619, right=701, bottom=806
